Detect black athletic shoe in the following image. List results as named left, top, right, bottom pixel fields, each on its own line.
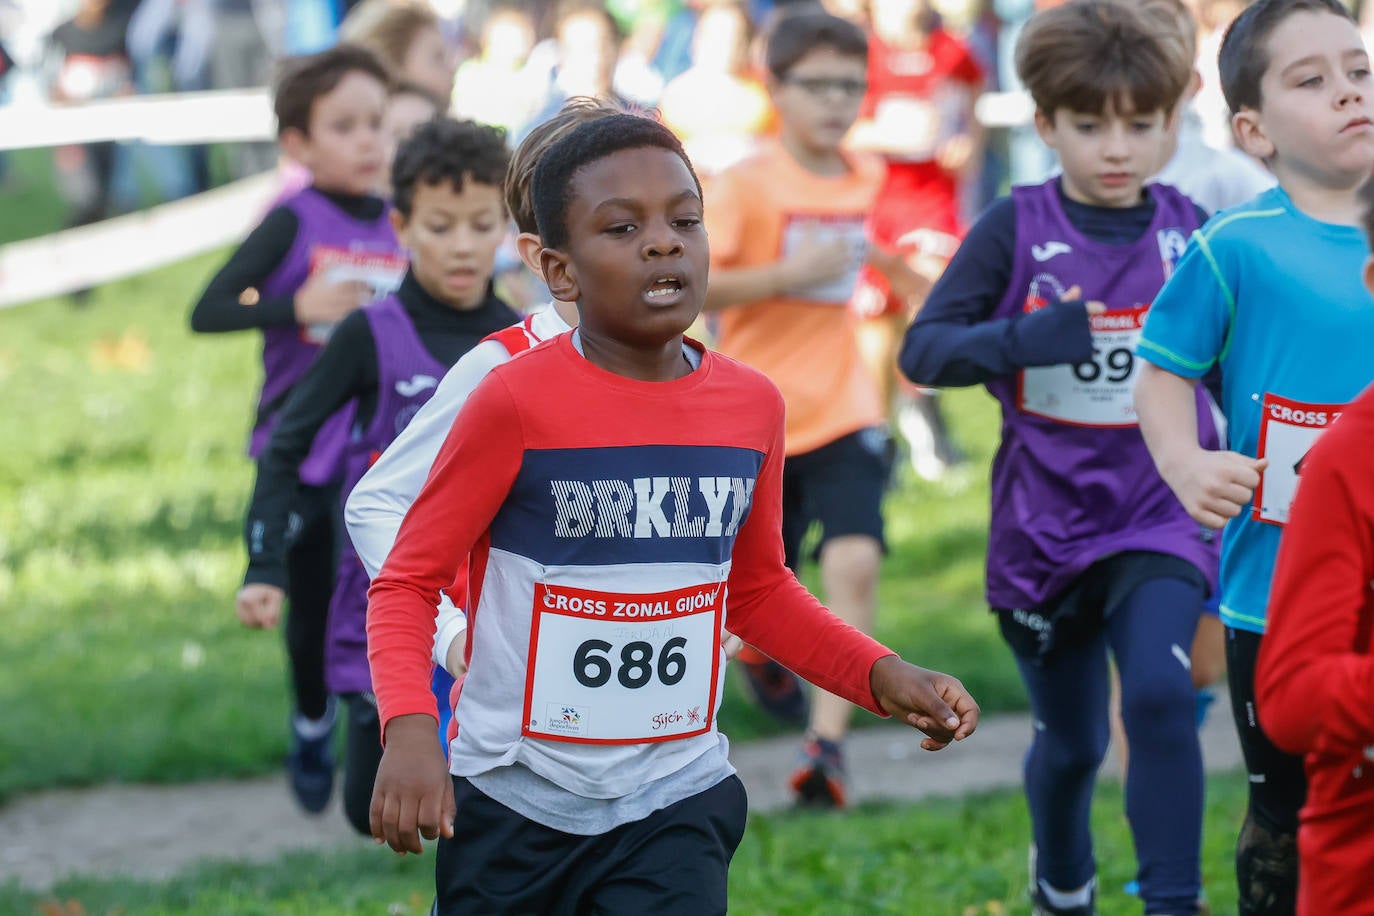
left=286, top=698, right=337, bottom=814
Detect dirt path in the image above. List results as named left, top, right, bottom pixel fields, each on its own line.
left=0, top=697, right=1244, bottom=892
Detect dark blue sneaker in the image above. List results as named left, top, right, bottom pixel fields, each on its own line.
left=286, top=698, right=337, bottom=814
left=738, top=657, right=809, bottom=728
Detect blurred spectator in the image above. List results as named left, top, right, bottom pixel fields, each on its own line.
left=1145, top=0, right=1273, bottom=214
left=523, top=0, right=649, bottom=130
left=1192, top=0, right=1246, bottom=149
left=123, top=0, right=211, bottom=202
left=658, top=0, right=774, bottom=175
left=207, top=0, right=279, bottom=177
left=47, top=0, right=135, bottom=233
left=284, top=0, right=342, bottom=54
left=343, top=0, right=456, bottom=106
left=451, top=1, right=542, bottom=132
left=849, top=0, right=983, bottom=481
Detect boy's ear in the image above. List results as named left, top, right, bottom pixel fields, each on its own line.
left=388, top=207, right=408, bottom=244
left=1032, top=108, right=1058, bottom=148
left=515, top=232, right=545, bottom=279
left=278, top=127, right=310, bottom=166
left=541, top=247, right=580, bottom=303
left=1232, top=108, right=1275, bottom=162
left=1363, top=255, right=1374, bottom=297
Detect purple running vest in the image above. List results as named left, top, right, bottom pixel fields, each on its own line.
left=325, top=296, right=446, bottom=694
left=983, top=180, right=1220, bottom=610
left=250, top=187, right=406, bottom=486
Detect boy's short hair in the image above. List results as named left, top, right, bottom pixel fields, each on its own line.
left=531, top=114, right=701, bottom=251
left=274, top=44, right=390, bottom=137
left=1358, top=175, right=1374, bottom=250
left=1015, top=0, right=1192, bottom=117
left=1219, top=0, right=1356, bottom=114
left=1140, top=0, right=1199, bottom=77
left=506, top=97, right=626, bottom=235
left=764, top=9, right=868, bottom=80
left=391, top=118, right=510, bottom=218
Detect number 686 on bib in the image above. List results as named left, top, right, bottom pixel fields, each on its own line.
left=522, top=582, right=726, bottom=745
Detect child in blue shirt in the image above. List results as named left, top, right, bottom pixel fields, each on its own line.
left=1135, top=1, right=1374, bottom=911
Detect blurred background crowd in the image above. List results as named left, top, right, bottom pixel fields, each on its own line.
left=2, top=0, right=1324, bottom=241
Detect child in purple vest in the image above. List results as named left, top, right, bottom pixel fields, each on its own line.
left=188, top=45, right=405, bottom=813
left=900, top=3, right=1216, bottom=914
left=238, top=118, right=516, bottom=834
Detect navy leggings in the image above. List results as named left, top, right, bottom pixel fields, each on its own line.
left=1012, top=575, right=1206, bottom=914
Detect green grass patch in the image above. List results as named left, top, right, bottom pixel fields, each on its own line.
left=0, top=250, right=1017, bottom=801
left=3, top=775, right=1246, bottom=915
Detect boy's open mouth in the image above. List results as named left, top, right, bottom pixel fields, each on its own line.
left=645, top=276, right=685, bottom=299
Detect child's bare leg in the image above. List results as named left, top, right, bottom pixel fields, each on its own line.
left=808, top=534, right=882, bottom=741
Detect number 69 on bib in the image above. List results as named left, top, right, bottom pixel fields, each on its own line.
left=522, top=582, right=725, bottom=745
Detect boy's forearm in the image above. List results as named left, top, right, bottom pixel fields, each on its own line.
left=703, top=263, right=794, bottom=311
left=1135, top=362, right=1205, bottom=479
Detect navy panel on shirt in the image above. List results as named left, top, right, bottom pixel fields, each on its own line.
left=491, top=444, right=766, bottom=567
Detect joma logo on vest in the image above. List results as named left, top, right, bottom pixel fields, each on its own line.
left=551, top=476, right=756, bottom=539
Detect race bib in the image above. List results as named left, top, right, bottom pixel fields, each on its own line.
left=522, top=582, right=724, bottom=744
left=779, top=213, right=867, bottom=306
left=301, top=246, right=407, bottom=343
left=1019, top=304, right=1146, bottom=427
left=1253, top=394, right=1345, bottom=526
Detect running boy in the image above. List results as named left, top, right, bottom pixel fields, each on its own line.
left=343, top=98, right=623, bottom=692
left=237, top=118, right=514, bottom=834
left=704, top=9, right=929, bottom=805
left=1255, top=178, right=1374, bottom=916
left=366, top=114, right=980, bottom=914
left=188, top=44, right=405, bottom=812
left=901, top=3, right=1214, bottom=913
left=1135, top=2, right=1374, bottom=912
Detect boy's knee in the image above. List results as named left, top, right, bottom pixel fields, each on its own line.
left=818, top=535, right=881, bottom=582
left=1040, top=734, right=1108, bottom=780
left=1119, top=675, right=1196, bottom=740
left=1236, top=813, right=1298, bottom=915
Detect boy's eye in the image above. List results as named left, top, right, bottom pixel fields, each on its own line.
left=1075, top=122, right=1098, bottom=134
left=1351, top=67, right=1371, bottom=81
left=1298, top=75, right=1322, bottom=88
left=605, top=223, right=635, bottom=235
left=426, top=224, right=451, bottom=234
left=673, top=217, right=702, bottom=230
left=1132, top=121, right=1155, bottom=132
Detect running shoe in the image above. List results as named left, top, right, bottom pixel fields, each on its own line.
left=286, top=697, right=337, bottom=814
left=737, top=656, right=809, bottom=728
left=788, top=736, right=847, bottom=808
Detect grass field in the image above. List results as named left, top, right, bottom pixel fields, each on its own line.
left=0, top=216, right=1254, bottom=914
left=0, top=247, right=1021, bottom=804
left=5, top=775, right=1248, bottom=915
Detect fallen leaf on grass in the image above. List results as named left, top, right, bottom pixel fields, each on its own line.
left=89, top=330, right=153, bottom=373
left=33, top=899, right=86, bottom=916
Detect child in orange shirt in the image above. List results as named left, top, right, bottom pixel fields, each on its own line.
left=705, top=9, right=925, bottom=807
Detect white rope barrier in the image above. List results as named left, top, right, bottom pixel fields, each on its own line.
left=0, top=171, right=280, bottom=308
left=0, top=88, right=276, bottom=151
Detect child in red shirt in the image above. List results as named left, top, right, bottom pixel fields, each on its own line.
left=1256, top=177, right=1374, bottom=916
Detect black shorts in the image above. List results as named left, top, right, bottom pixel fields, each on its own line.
left=434, top=774, right=748, bottom=915
left=781, top=427, right=888, bottom=571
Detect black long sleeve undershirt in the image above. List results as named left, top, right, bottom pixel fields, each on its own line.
left=188, top=189, right=387, bottom=333
left=242, top=271, right=518, bottom=589
left=899, top=180, right=1209, bottom=389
